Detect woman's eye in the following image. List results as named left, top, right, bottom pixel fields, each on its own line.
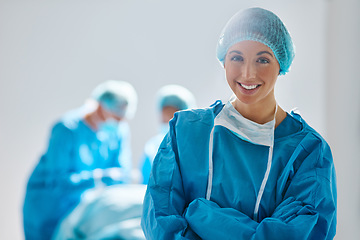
left=230, top=55, right=243, bottom=62
left=257, top=58, right=270, bottom=64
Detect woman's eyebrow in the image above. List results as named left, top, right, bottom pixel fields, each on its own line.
left=228, top=50, right=243, bottom=55
left=257, top=51, right=273, bottom=57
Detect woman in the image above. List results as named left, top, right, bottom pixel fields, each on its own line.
left=141, top=7, right=337, bottom=240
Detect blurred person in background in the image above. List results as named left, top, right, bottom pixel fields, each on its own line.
left=138, top=84, right=196, bottom=184
left=23, top=80, right=137, bottom=240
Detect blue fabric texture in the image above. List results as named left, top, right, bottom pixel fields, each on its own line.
left=52, top=184, right=146, bottom=240
left=141, top=100, right=337, bottom=239
left=216, top=7, right=295, bottom=75
left=139, top=133, right=165, bottom=184
left=23, top=107, right=132, bottom=240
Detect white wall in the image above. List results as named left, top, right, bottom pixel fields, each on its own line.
left=0, top=0, right=357, bottom=239
left=326, top=0, right=360, bottom=239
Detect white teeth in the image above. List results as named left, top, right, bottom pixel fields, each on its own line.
left=240, top=83, right=258, bottom=90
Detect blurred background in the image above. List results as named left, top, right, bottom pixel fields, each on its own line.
left=0, top=0, right=359, bottom=239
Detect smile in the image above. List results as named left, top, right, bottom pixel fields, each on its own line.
left=239, top=83, right=261, bottom=90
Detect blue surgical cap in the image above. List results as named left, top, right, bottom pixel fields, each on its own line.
left=157, top=85, right=196, bottom=111
left=216, top=7, right=295, bottom=75
left=92, top=80, right=138, bottom=119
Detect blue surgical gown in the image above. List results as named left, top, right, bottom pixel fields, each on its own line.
left=23, top=107, right=132, bottom=240
left=139, top=132, right=166, bottom=184
left=141, top=100, right=337, bottom=240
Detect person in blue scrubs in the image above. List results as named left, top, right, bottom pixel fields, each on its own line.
left=141, top=7, right=337, bottom=240
left=23, top=80, right=138, bottom=240
left=139, top=84, right=196, bottom=184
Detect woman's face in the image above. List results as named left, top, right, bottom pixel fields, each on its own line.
left=224, top=40, right=280, bottom=107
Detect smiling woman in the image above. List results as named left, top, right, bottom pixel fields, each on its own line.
left=141, top=7, right=337, bottom=240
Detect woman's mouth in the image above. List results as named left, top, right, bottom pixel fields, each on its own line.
left=237, top=82, right=261, bottom=95
left=239, top=83, right=260, bottom=90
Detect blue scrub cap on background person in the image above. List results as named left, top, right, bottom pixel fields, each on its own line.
left=157, top=84, right=196, bottom=111
left=92, top=80, right=138, bottom=119
left=216, top=7, right=295, bottom=75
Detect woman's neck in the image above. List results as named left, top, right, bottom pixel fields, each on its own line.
left=231, top=97, right=286, bottom=128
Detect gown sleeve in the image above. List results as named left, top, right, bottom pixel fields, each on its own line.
left=101, top=121, right=133, bottom=184
left=141, top=114, right=201, bottom=240
left=117, top=122, right=132, bottom=181
left=139, top=151, right=152, bottom=184
left=23, top=122, right=83, bottom=240
left=45, top=123, right=77, bottom=182
left=32, top=121, right=96, bottom=199
left=46, top=123, right=94, bottom=188
left=184, top=136, right=337, bottom=240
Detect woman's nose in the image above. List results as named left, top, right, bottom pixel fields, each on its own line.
left=240, top=62, right=256, bottom=79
